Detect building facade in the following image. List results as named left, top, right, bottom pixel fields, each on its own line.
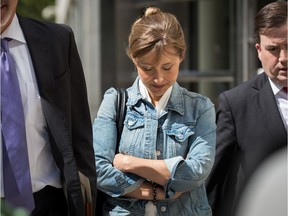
left=55, top=0, right=280, bottom=119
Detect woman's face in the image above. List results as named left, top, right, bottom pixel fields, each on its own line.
left=134, top=46, right=182, bottom=104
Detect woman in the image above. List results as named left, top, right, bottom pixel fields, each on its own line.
left=93, top=7, right=216, bottom=216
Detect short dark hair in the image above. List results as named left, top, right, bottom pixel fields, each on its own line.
left=254, top=1, right=287, bottom=43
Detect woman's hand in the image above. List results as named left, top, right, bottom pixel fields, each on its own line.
left=172, top=191, right=183, bottom=199
left=123, top=181, right=183, bottom=201
left=113, top=153, right=130, bottom=172
left=113, top=153, right=170, bottom=186
left=123, top=181, right=166, bottom=201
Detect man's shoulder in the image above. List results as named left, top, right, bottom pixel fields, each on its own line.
left=18, top=14, right=71, bottom=34
left=221, top=72, right=267, bottom=98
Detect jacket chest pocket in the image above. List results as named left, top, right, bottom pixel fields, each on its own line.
left=165, top=122, right=195, bottom=156
left=120, top=112, right=145, bottom=155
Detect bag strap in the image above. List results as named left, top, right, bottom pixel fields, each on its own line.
left=115, top=88, right=128, bottom=153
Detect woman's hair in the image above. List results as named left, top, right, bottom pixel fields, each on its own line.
left=126, top=7, right=186, bottom=64
left=254, top=1, right=287, bottom=43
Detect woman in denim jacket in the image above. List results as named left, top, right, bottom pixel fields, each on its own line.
left=93, top=7, right=216, bottom=216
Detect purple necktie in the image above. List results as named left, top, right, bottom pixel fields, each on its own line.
left=1, top=38, right=35, bottom=212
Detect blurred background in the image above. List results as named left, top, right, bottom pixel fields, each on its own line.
left=17, top=0, right=287, bottom=120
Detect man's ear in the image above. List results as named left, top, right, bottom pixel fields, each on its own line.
left=255, top=43, right=262, bottom=60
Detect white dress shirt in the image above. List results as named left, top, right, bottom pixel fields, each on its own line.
left=139, top=79, right=172, bottom=117
left=139, top=79, right=172, bottom=216
left=1, top=15, right=61, bottom=197
left=269, top=78, right=288, bottom=129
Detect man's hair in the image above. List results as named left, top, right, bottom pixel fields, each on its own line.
left=254, top=1, right=287, bottom=43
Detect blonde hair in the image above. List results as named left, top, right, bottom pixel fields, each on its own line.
left=126, top=7, right=186, bottom=64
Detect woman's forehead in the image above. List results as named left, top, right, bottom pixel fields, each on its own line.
left=136, top=46, right=179, bottom=64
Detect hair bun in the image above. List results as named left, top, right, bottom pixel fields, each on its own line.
left=144, top=7, right=161, bottom=17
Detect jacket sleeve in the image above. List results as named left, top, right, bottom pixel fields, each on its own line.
left=164, top=98, right=216, bottom=198
left=93, top=88, right=145, bottom=197
left=205, top=92, right=240, bottom=216
left=67, top=25, right=97, bottom=215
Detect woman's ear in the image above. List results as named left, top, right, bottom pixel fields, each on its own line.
left=132, top=57, right=136, bottom=65
left=180, top=54, right=185, bottom=63
left=132, top=58, right=140, bottom=67
left=180, top=49, right=186, bottom=62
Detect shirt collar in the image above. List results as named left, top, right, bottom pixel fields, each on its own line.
left=139, top=79, right=173, bottom=116
left=268, top=77, right=283, bottom=95
left=139, top=79, right=151, bottom=102
left=1, top=14, right=26, bottom=44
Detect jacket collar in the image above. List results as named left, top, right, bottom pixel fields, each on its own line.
left=127, top=77, right=185, bottom=115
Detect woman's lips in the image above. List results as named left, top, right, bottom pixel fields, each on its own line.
left=151, top=85, right=165, bottom=91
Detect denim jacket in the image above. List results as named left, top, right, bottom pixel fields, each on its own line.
left=93, top=77, right=216, bottom=216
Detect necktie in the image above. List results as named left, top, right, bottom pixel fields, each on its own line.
left=1, top=38, right=35, bottom=212
left=282, top=87, right=288, bottom=93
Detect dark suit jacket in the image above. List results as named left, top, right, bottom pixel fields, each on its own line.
left=206, top=72, right=287, bottom=216
left=18, top=15, right=97, bottom=216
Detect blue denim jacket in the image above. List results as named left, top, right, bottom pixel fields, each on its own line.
left=93, top=77, right=216, bottom=216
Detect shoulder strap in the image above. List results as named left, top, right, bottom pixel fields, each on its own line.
left=115, top=88, right=128, bottom=153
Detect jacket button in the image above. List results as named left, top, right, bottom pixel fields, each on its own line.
left=156, top=150, right=161, bottom=156
left=160, top=206, right=167, bottom=212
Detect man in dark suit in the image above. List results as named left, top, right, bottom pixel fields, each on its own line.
left=206, top=2, right=287, bottom=216
left=1, top=0, right=96, bottom=215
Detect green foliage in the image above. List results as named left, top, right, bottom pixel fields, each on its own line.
left=1, top=200, right=29, bottom=216
left=17, top=0, right=55, bottom=21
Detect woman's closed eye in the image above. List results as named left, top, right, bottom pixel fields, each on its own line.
left=142, top=66, right=152, bottom=71
left=162, top=66, right=172, bottom=71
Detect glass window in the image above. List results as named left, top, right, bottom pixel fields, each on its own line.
left=110, top=0, right=234, bottom=105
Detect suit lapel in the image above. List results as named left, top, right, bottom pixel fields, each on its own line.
left=252, top=74, right=286, bottom=137
left=18, top=15, right=55, bottom=98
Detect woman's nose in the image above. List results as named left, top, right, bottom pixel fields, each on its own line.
left=153, top=70, right=164, bottom=83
